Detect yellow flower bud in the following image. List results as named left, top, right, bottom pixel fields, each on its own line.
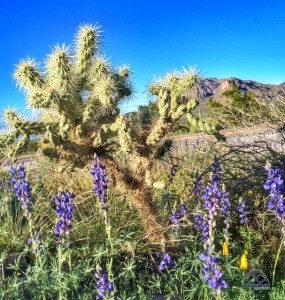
left=222, top=241, right=229, bottom=256
left=240, top=251, right=249, bottom=271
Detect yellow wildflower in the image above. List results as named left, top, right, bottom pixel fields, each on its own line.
left=222, top=241, right=229, bottom=256
left=240, top=251, right=249, bottom=271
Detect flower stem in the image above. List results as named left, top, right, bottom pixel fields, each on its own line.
left=104, top=210, right=114, bottom=282
left=272, top=235, right=284, bottom=286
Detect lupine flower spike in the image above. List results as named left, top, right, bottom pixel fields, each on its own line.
left=199, top=251, right=228, bottom=294
left=157, top=239, right=175, bottom=271
left=195, top=159, right=228, bottom=294
left=95, top=266, right=114, bottom=299
left=170, top=205, right=180, bottom=228
left=193, top=212, right=209, bottom=243
left=91, top=155, right=109, bottom=210
left=158, top=253, right=175, bottom=271
left=170, top=202, right=189, bottom=228
left=9, top=165, right=32, bottom=217
left=9, top=165, right=41, bottom=255
left=237, top=198, right=250, bottom=224
left=264, top=163, right=285, bottom=246
left=91, top=155, right=114, bottom=286
left=54, top=191, right=75, bottom=247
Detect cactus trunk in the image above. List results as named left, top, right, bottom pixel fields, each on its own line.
left=128, top=185, right=165, bottom=243
left=103, top=155, right=165, bottom=243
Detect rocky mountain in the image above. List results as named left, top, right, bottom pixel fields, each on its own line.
left=199, top=77, right=284, bottom=104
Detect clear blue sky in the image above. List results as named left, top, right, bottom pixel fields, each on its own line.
left=1, top=0, right=285, bottom=114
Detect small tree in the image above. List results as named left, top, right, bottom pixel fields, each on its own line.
left=1, top=24, right=214, bottom=243
left=207, top=80, right=261, bottom=127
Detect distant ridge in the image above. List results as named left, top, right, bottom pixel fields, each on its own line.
left=199, top=77, right=284, bottom=104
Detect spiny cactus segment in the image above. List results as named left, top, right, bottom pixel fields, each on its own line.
left=147, top=69, right=216, bottom=145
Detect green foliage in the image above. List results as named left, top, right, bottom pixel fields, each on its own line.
left=207, top=80, right=262, bottom=127
left=128, top=102, right=159, bottom=132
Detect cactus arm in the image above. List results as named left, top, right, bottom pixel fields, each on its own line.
left=146, top=68, right=216, bottom=145
left=109, top=116, right=142, bottom=153
left=46, top=45, right=76, bottom=95
left=82, top=99, right=101, bottom=124
left=75, top=24, right=101, bottom=86
left=93, top=125, right=114, bottom=147
left=28, top=90, right=54, bottom=109
left=93, top=116, right=142, bottom=154
left=13, top=58, right=44, bottom=92
left=186, top=113, right=216, bottom=134
left=0, top=131, right=19, bottom=148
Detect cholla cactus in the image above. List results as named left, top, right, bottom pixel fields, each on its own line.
left=0, top=109, right=45, bottom=157
left=2, top=24, right=214, bottom=243
left=147, top=68, right=216, bottom=145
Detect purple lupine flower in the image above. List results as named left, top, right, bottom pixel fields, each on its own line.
left=171, top=203, right=189, bottom=227
left=264, top=164, right=285, bottom=218
left=95, top=267, right=114, bottom=299
left=202, top=184, right=222, bottom=211
left=91, top=156, right=108, bottom=210
left=220, top=190, right=231, bottom=220
left=157, top=252, right=175, bottom=271
left=200, top=159, right=223, bottom=248
left=237, top=198, right=250, bottom=224
left=199, top=250, right=228, bottom=295
left=183, top=139, right=189, bottom=149
left=9, top=165, right=42, bottom=254
left=193, top=213, right=209, bottom=243
left=170, top=206, right=181, bottom=226
left=9, top=165, right=32, bottom=216
left=194, top=176, right=202, bottom=197
left=201, top=183, right=222, bottom=249
left=212, top=158, right=221, bottom=185
left=264, top=163, right=285, bottom=245
left=220, top=189, right=231, bottom=241
left=197, top=159, right=228, bottom=292
left=180, top=203, right=189, bottom=217
left=193, top=140, right=200, bottom=150
left=54, top=191, right=75, bottom=245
